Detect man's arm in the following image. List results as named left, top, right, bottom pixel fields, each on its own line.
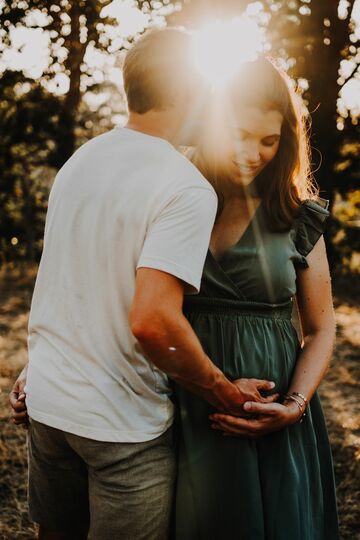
left=130, top=268, right=276, bottom=415
left=9, top=270, right=276, bottom=423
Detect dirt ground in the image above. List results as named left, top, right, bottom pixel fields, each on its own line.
left=0, top=265, right=359, bottom=539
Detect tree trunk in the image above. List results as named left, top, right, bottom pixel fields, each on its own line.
left=56, top=1, right=89, bottom=167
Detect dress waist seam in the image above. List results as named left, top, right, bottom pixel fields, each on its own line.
left=183, top=297, right=293, bottom=320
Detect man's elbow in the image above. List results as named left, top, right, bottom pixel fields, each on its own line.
left=129, top=311, right=165, bottom=346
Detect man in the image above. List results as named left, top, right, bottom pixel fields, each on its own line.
left=9, top=28, right=275, bottom=539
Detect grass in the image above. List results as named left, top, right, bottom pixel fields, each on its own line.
left=0, top=265, right=359, bottom=539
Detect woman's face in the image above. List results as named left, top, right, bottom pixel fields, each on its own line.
left=230, top=106, right=283, bottom=187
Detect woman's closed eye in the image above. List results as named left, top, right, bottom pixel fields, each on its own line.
left=262, top=135, right=280, bottom=147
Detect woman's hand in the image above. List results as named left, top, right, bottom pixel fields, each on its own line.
left=209, top=400, right=302, bottom=438
left=9, top=364, right=29, bottom=428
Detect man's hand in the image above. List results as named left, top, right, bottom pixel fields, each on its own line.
left=221, top=378, right=279, bottom=418
left=9, top=365, right=29, bottom=428
left=209, top=400, right=301, bottom=437
left=198, top=376, right=279, bottom=417
left=131, top=269, right=280, bottom=416
left=233, top=378, right=279, bottom=405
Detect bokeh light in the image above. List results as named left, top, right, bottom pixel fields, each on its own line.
left=192, top=17, right=265, bottom=88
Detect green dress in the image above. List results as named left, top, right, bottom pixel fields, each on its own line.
left=174, top=200, right=339, bottom=540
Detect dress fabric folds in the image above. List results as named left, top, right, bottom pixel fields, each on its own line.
left=174, top=200, right=339, bottom=540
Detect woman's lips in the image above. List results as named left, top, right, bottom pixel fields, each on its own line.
left=234, top=162, right=262, bottom=176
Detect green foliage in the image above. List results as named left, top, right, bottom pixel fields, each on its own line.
left=0, top=71, right=59, bottom=261
left=0, top=0, right=166, bottom=165
left=0, top=0, right=359, bottom=265
left=0, top=1, right=180, bottom=262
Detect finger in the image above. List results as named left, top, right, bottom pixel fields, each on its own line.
left=13, top=411, right=29, bottom=423
left=211, top=421, right=247, bottom=435
left=253, top=379, right=276, bottom=391
left=211, top=414, right=258, bottom=431
left=13, top=408, right=28, bottom=418
left=212, top=419, right=260, bottom=437
left=9, top=391, right=19, bottom=407
left=214, top=416, right=274, bottom=437
left=13, top=415, right=29, bottom=426
left=211, top=412, right=260, bottom=422
left=210, top=414, right=244, bottom=428
left=243, top=401, right=280, bottom=415
left=214, top=409, right=255, bottom=419
left=10, top=399, right=28, bottom=413
left=261, top=393, right=280, bottom=404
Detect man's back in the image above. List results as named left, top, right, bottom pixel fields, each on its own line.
left=26, top=127, right=217, bottom=442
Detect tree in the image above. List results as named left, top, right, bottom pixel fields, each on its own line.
left=1, top=1, right=358, bottom=263
left=0, top=0, right=176, bottom=166
left=0, top=71, right=59, bottom=261
left=264, top=0, right=359, bottom=202
left=0, top=0, right=176, bottom=261
left=1, top=0, right=118, bottom=165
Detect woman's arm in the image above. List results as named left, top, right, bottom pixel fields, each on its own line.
left=210, top=236, right=336, bottom=437
left=286, top=235, right=335, bottom=400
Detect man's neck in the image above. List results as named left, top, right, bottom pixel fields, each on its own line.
left=125, top=110, right=182, bottom=146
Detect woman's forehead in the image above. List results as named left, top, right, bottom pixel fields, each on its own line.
left=231, top=106, right=283, bottom=135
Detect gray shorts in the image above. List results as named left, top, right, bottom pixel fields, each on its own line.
left=28, top=419, right=176, bottom=539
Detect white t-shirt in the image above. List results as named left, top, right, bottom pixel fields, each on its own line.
left=26, top=127, right=217, bottom=442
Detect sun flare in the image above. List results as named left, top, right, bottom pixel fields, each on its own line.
left=192, top=17, right=265, bottom=88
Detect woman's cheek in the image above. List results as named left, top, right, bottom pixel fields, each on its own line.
left=262, top=148, right=275, bottom=164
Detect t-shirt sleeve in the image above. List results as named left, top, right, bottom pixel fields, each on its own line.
left=137, top=187, right=218, bottom=293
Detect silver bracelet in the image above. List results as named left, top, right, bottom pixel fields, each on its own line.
left=291, top=391, right=308, bottom=406
left=283, top=394, right=307, bottom=423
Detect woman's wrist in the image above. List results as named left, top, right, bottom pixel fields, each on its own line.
left=283, top=397, right=306, bottom=424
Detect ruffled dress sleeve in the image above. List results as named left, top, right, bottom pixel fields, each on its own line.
left=293, top=198, right=330, bottom=268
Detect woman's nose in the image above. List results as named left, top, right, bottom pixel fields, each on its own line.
left=243, top=143, right=260, bottom=163
left=235, top=140, right=260, bottom=163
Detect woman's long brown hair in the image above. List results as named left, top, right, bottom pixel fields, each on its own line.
left=190, top=57, right=318, bottom=230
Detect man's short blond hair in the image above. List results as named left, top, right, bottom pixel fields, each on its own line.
left=123, top=27, right=194, bottom=114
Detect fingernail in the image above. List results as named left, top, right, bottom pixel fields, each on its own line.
left=269, top=382, right=275, bottom=388
left=243, top=402, right=251, bottom=411
left=19, top=393, right=26, bottom=400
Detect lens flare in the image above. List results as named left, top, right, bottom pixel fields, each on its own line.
left=192, top=17, right=265, bottom=88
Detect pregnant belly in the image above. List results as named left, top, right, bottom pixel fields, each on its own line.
left=187, top=312, right=300, bottom=395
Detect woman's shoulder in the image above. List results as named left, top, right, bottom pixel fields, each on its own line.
left=292, top=197, right=330, bottom=264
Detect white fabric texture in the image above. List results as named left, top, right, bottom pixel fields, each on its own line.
left=26, top=127, right=217, bottom=442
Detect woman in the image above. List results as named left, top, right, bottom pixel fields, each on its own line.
left=174, top=57, right=339, bottom=540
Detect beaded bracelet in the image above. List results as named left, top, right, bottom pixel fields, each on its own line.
left=291, top=391, right=308, bottom=406
left=283, top=393, right=307, bottom=423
